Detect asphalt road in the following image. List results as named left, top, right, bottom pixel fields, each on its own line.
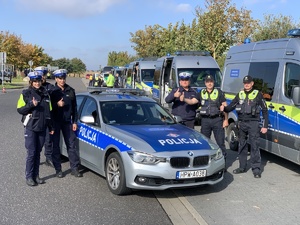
left=0, top=79, right=172, bottom=225
left=2, top=77, right=300, bottom=225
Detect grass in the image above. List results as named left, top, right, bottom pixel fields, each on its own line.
left=1, top=76, right=28, bottom=89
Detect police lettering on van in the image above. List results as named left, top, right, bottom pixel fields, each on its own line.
left=222, top=29, right=300, bottom=165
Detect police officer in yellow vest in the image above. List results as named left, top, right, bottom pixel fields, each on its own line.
left=221, top=75, right=268, bottom=178
left=184, top=75, right=228, bottom=159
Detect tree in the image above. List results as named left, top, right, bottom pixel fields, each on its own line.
left=71, top=58, right=86, bottom=74
left=107, top=51, right=137, bottom=66
left=252, top=14, right=298, bottom=41
left=52, top=58, right=73, bottom=73
left=195, top=0, right=258, bottom=59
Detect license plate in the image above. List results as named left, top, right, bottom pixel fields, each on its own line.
left=176, top=170, right=207, bottom=179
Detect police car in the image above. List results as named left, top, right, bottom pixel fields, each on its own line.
left=61, top=87, right=225, bottom=195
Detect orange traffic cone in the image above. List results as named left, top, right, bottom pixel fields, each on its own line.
left=2, top=86, right=6, bottom=93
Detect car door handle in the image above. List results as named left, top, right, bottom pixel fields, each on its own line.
left=268, top=104, right=274, bottom=109
left=279, top=106, right=286, bottom=112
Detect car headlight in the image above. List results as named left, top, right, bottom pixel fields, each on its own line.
left=211, top=148, right=223, bottom=161
left=128, top=151, right=166, bottom=164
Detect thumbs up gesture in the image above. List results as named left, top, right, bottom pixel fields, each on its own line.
left=180, top=91, right=185, bottom=102
left=57, top=98, right=65, bottom=107
left=174, top=88, right=181, bottom=98
left=32, top=97, right=38, bottom=106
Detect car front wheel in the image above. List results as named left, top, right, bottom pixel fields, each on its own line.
left=227, top=123, right=239, bottom=151
left=105, top=152, right=131, bottom=195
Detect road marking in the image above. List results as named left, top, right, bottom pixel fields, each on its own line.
left=154, top=190, right=208, bottom=225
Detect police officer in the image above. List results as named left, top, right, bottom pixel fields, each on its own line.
left=17, top=71, right=54, bottom=186
left=51, top=69, right=82, bottom=178
left=221, top=75, right=268, bottom=178
left=34, top=66, right=55, bottom=167
left=185, top=75, right=228, bottom=157
left=165, top=72, right=199, bottom=129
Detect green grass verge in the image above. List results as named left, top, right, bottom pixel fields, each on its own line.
left=1, top=76, right=28, bottom=89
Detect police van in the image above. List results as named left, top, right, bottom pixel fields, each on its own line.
left=222, top=29, right=300, bottom=165
left=151, top=51, right=222, bottom=109
left=124, top=57, right=158, bottom=96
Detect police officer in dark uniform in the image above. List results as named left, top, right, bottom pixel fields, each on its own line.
left=17, top=71, right=54, bottom=186
left=165, top=72, right=199, bottom=129
left=51, top=69, right=82, bottom=178
left=221, top=75, right=268, bottom=178
left=35, top=66, right=55, bottom=167
left=185, top=75, right=228, bottom=157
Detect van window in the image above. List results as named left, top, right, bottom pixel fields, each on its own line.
left=177, top=68, right=222, bottom=88
left=248, top=62, right=278, bottom=101
left=284, top=63, right=300, bottom=98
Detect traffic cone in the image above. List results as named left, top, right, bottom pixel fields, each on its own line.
left=2, top=86, right=6, bottom=93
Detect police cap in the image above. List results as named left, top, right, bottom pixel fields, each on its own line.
left=53, top=69, right=67, bottom=77
left=34, top=66, right=48, bottom=75
left=28, top=71, right=43, bottom=80
left=179, top=72, right=192, bottom=80
left=205, top=75, right=214, bottom=82
left=243, top=75, right=253, bottom=83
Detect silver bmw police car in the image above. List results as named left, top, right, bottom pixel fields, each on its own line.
left=61, top=87, right=225, bottom=195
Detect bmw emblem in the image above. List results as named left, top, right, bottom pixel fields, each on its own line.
left=188, top=151, right=194, bottom=156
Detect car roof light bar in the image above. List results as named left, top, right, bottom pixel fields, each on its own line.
left=287, top=29, right=300, bottom=37
left=87, top=87, right=145, bottom=95
left=174, top=50, right=211, bottom=56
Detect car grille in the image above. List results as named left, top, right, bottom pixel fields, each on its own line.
left=170, top=157, right=190, bottom=168
left=170, top=156, right=209, bottom=168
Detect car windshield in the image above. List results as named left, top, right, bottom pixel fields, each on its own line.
left=100, top=101, right=176, bottom=125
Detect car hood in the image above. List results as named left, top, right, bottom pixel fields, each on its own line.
left=104, top=124, right=215, bottom=153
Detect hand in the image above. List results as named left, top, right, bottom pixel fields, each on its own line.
left=57, top=98, right=64, bottom=107
left=72, top=123, right=77, bottom=131
left=223, top=119, right=229, bottom=128
left=180, top=92, right=184, bottom=102
left=49, top=130, right=54, bottom=135
left=260, top=127, right=267, bottom=134
left=220, top=105, right=224, bottom=112
left=174, top=88, right=181, bottom=98
left=32, top=97, right=38, bottom=106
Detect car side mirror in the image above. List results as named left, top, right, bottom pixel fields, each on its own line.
left=80, top=115, right=95, bottom=124
left=292, top=86, right=300, bottom=106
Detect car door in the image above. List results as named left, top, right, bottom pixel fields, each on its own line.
left=77, top=96, right=102, bottom=167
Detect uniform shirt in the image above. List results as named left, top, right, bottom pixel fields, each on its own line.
left=165, top=86, right=199, bottom=121
left=225, top=89, right=269, bottom=128
left=17, top=86, right=53, bottom=132
left=51, top=83, right=78, bottom=124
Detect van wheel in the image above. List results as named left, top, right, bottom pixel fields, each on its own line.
left=105, top=152, right=132, bottom=195
left=227, top=123, right=239, bottom=151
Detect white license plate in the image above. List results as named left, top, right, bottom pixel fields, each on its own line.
left=176, top=170, right=207, bottom=179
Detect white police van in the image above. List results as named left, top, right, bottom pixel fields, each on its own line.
left=124, top=58, right=158, bottom=96
left=152, top=51, right=222, bottom=109
left=222, top=29, right=300, bottom=165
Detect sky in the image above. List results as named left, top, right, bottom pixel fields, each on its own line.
left=0, top=0, right=299, bottom=71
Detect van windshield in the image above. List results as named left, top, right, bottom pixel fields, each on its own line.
left=178, top=68, right=222, bottom=87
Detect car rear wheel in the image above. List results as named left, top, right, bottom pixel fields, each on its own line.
left=105, top=152, right=131, bottom=195
left=227, top=123, right=239, bottom=151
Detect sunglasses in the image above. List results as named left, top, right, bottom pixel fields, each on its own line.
left=180, top=77, right=190, bottom=81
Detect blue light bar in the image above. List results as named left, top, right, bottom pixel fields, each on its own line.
left=287, top=29, right=300, bottom=37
